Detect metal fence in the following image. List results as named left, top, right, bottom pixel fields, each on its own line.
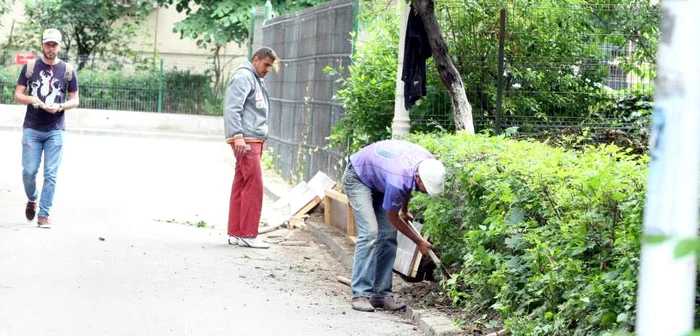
left=410, top=0, right=658, bottom=143
left=0, top=51, right=242, bottom=115
left=262, top=0, right=355, bottom=183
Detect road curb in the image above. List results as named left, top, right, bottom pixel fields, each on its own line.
left=305, top=220, right=355, bottom=270
left=263, top=180, right=464, bottom=336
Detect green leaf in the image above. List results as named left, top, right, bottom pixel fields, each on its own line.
left=643, top=234, right=669, bottom=245
left=674, top=238, right=700, bottom=259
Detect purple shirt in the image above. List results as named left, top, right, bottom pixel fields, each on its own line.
left=17, top=59, right=79, bottom=131
left=350, top=140, right=434, bottom=211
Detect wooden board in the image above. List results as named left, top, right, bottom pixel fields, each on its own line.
left=261, top=182, right=311, bottom=232
left=261, top=172, right=336, bottom=234
left=323, top=188, right=357, bottom=237
left=307, top=171, right=337, bottom=199
left=393, top=222, right=424, bottom=277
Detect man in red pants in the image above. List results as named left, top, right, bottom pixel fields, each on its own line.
left=224, top=47, right=277, bottom=249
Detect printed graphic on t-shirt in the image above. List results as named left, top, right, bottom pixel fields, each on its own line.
left=375, top=145, right=405, bottom=160
left=373, top=141, right=424, bottom=171
left=255, top=90, right=266, bottom=109
left=29, top=68, right=63, bottom=105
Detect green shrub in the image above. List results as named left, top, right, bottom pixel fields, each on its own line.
left=0, top=65, right=23, bottom=104
left=0, top=64, right=214, bottom=114
left=79, top=68, right=213, bottom=114
left=410, top=132, right=647, bottom=335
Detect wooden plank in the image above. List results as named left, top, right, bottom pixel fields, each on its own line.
left=325, top=189, right=350, bottom=234
left=262, top=182, right=318, bottom=234
left=324, top=196, right=332, bottom=226
left=293, top=196, right=322, bottom=217
left=324, top=188, right=348, bottom=203
left=393, top=222, right=424, bottom=277
left=289, top=182, right=318, bottom=217
left=409, top=242, right=425, bottom=277
left=330, top=198, right=348, bottom=233
left=261, top=172, right=336, bottom=235
left=307, top=171, right=337, bottom=199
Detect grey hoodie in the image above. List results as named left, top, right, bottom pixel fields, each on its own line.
left=224, top=60, right=270, bottom=142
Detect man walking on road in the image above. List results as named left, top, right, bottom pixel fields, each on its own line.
left=13, top=28, right=79, bottom=228
left=342, top=139, right=446, bottom=312
left=224, top=47, right=277, bottom=249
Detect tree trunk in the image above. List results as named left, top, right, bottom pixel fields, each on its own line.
left=412, top=0, right=474, bottom=134
left=74, top=30, right=89, bottom=70
left=213, top=45, right=223, bottom=98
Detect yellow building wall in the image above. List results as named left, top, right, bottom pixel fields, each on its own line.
left=0, top=1, right=246, bottom=69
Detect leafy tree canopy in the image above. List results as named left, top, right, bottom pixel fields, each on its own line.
left=0, top=0, right=9, bottom=21
left=156, top=0, right=328, bottom=49
left=19, top=0, right=152, bottom=69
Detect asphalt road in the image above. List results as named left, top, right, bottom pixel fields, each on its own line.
left=0, top=130, right=420, bottom=336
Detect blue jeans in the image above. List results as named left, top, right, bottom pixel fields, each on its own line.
left=343, top=163, right=398, bottom=298
left=22, top=128, right=64, bottom=217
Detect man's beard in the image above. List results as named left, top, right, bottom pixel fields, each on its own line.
left=43, top=51, right=56, bottom=59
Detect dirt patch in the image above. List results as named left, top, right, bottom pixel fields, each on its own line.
left=394, top=280, right=502, bottom=335
left=262, top=226, right=353, bottom=298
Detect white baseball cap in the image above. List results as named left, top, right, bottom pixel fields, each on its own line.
left=42, top=28, right=62, bottom=44
left=418, top=159, right=446, bottom=196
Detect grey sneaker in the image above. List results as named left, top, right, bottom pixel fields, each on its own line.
left=37, top=216, right=51, bottom=229
left=238, top=237, right=270, bottom=249
left=351, top=296, right=375, bottom=312
left=370, top=295, right=407, bottom=311
left=228, top=236, right=240, bottom=245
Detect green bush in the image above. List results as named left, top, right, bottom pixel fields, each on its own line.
left=0, top=65, right=23, bottom=104
left=410, top=132, right=647, bottom=335
left=1, top=64, right=215, bottom=114
left=79, top=68, right=213, bottom=114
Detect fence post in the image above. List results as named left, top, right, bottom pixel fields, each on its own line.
left=157, top=58, right=163, bottom=113
left=636, top=1, right=700, bottom=335
left=495, top=9, right=506, bottom=135
left=264, top=0, right=272, bottom=20
left=391, top=1, right=411, bottom=139
left=351, top=0, right=361, bottom=54
left=248, top=7, right=256, bottom=60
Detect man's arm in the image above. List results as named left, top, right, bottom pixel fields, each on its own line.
left=44, top=91, right=80, bottom=114
left=14, top=65, right=39, bottom=106
left=387, top=210, right=432, bottom=255
left=63, top=91, right=80, bottom=110
left=14, top=85, right=41, bottom=106
left=400, top=192, right=414, bottom=222
left=223, top=75, right=251, bottom=156
left=62, top=70, right=80, bottom=110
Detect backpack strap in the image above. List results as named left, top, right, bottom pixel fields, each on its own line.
left=27, top=59, right=74, bottom=82
left=25, top=59, right=37, bottom=79
left=64, top=62, right=74, bottom=82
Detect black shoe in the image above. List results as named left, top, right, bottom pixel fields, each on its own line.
left=25, top=201, right=37, bottom=221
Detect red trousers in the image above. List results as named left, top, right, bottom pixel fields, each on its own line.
left=228, top=142, right=264, bottom=238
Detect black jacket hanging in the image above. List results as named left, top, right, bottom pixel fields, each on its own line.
left=401, top=5, right=433, bottom=110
